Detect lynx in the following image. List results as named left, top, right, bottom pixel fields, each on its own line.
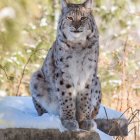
left=30, top=0, right=102, bottom=131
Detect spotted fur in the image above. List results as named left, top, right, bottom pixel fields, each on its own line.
left=30, top=0, right=102, bottom=131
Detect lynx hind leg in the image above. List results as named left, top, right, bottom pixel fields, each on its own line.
left=32, top=97, right=47, bottom=116
left=30, top=69, right=48, bottom=116
left=91, top=77, right=102, bottom=119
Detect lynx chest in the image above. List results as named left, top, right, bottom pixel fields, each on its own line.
left=66, top=48, right=96, bottom=90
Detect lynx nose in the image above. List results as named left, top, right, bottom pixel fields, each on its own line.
left=73, top=22, right=81, bottom=30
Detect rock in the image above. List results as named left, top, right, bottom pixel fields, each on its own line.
left=0, top=129, right=101, bottom=140
left=0, top=118, right=128, bottom=140
left=95, top=118, right=128, bottom=136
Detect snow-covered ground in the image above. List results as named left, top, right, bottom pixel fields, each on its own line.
left=0, top=96, right=125, bottom=140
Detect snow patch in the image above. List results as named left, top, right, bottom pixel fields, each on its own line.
left=97, top=129, right=114, bottom=140
left=0, top=7, right=16, bottom=20
left=0, top=96, right=124, bottom=140
left=0, top=96, right=64, bottom=131
left=0, top=90, right=7, bottom=97
left=97, top=105, right=125, bottom=119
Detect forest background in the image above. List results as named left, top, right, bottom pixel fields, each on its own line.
left=0, top=0, right=140, bottom=139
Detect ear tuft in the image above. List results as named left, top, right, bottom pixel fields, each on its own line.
left=84, top=0, right=93, bottom=9
left=62, top=0, right=68, bottom=9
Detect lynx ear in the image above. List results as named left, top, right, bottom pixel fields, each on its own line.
left=84, top=0, right=93, bottom=9
left=62, top=0, right=68, bottom=9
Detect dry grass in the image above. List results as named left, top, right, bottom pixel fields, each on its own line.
left=114, top=108, right=140, bottom=140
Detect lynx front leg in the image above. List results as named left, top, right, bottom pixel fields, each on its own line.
left=77, top=77, right=101, bottom=130
left=55, top=73, right=79, bottom=131
left=91, top=77, right=102, bottom=119
left=77, top=85, right=94, bottom=130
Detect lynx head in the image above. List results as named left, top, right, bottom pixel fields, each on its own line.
left=58, top=0, right=97, bottom=43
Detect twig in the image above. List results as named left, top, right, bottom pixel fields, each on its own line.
left=138, top=110, right=140, bottom=140
left=129, top=120, right=140, bottom=124
left=108, top=107, right=133, bottom=139
left=16, top=47, right=46, bottom=96
left=0, top=64, right=9, bottom=80
left=128, top=126, right=137, bottom=140
left=128, top=110, right=140, bottom=125
left=118, top=107, right=133, bottom=119
left=120, top=37, right=128, bottom=112
left=103, top=107, right=109, bottom=120
left=127, top=109, right=140, bottom=123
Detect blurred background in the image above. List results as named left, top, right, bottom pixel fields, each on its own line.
left=0, top=0, right=140, bottom=139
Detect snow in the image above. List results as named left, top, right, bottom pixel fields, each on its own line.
left=97, top=129, right=114, bottom=140
left=40, top=18, right=48, bottom=27
left=0, top=96, right=126, bottom=140
left=0, top=7, right=16, bottom=20
left=97, top=105, right=125, bottom=119
left=0, top=96, right=64, bottom=131
left=0, top=90, right=7, bottom=97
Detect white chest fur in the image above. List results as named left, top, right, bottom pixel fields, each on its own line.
left=67, top=49, right=96, bottom=91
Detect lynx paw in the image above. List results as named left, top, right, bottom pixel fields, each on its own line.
left=79, top=120, right=95, bottom=131
left=61, top=119, right=79, bottom=131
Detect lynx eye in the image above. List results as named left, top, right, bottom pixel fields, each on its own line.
left=67, top=16, right=73, bottom=21
left=81, top=17, right=87, bottom=21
